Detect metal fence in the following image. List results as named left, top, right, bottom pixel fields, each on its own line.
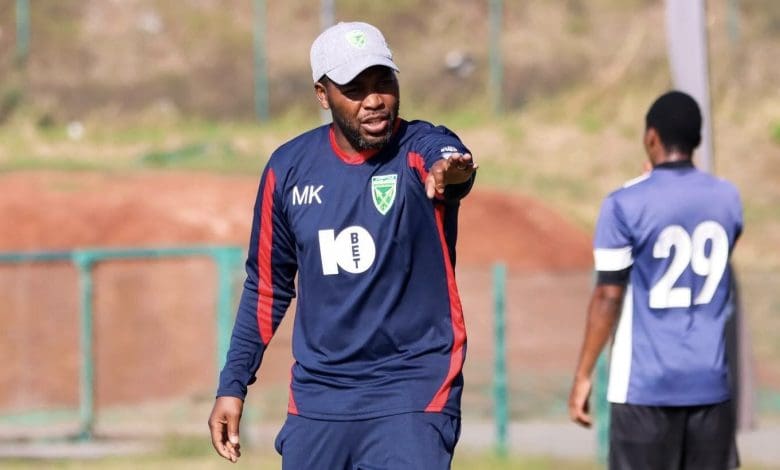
left=2, top=259, right=777, bottom=453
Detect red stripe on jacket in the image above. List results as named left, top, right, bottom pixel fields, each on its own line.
left=407, top=152, right=467, bottom=412
left=287, top=363, right=298, bottom=415
left=257, top=168, right=276, bottom=345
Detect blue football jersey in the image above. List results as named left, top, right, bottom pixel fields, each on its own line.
left=217, top=119, right=473, bottom=420
left=594, top=162, right=743, bottom=406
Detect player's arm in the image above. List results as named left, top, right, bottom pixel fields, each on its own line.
left=209, top=165, right=297, bottom=462
left=569, top=194, right=631, bottom=428
left=569, top=282, right=625, bottom=428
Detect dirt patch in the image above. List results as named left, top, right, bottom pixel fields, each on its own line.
left=0, top=170, right=592, bottom=412
left=0, top=170, right=591, bottom=266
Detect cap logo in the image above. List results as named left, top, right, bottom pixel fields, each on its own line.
left=345, top=30, right=367, bottom=48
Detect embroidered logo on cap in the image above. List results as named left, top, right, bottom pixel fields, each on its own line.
left=345, top=30, right=367, bottom=48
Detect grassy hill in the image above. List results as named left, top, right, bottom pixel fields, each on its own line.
left=0, top=0, right=778, bottom=270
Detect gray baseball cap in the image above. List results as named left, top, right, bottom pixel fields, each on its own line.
left=310, top=21, right=399, bottom=85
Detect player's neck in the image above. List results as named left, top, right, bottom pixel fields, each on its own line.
left=654, top=151, right=691, bottom=167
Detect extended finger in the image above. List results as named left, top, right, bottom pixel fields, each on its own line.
left=425, top=174, right=436, bottom=199
left=449, top=153, right=474, bottom=167
left=425, top=169, right=446, bottom=198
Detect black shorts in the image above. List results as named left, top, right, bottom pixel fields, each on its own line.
left=609, top=401, right=739, bottom=470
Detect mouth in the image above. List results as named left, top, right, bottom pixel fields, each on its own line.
left=360, top=115, right=391, bottom=135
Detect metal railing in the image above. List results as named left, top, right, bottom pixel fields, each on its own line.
left=0, top=245, right=243, bottom=440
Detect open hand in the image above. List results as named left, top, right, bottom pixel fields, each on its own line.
left=425, top=153, right=478, bottom=199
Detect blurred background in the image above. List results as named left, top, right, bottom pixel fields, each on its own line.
left=0, top=0, right=778, bottom=468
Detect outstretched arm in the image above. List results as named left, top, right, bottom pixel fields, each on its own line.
left=568, top=283, right=625, bottom=428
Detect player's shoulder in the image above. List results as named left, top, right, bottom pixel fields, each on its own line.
left=603, top=172, right=651, bottom=203
left=402, top=119, right=460, bottom=141
left=689, top=169, right=743, bottom=206
left=709, top=173, right=741, bottom=196
left=621, top=172, right=652, bottom=190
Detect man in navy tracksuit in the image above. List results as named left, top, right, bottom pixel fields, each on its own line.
left=208, top=21, right=477, bottom=469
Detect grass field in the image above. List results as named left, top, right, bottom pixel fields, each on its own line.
left=0, top=435, right=599, bottom=470
left=1, top=436, right=776, bottom=470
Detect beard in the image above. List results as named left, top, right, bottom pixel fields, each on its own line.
left=331, top=99, right=400, bottom=152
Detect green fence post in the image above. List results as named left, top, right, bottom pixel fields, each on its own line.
left=214, top=247, right=243, bottom=377
left=72, top=251, right=95, bottom=441
left=488, top=0, right=504, bottom=115
left=253, top=0, right=269, bottom=121
left=15, top=0, right=30, bottom=64
left=595, top=350, right=610, bottom=463
left=493, top=263, right=508, bottom=457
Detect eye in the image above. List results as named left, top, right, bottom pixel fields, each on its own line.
left=378, top=78, right=396, bottom=91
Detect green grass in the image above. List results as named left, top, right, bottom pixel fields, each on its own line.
left=0, top=436, right=603, bottom=470
left=1, top=437, right=775, bottom=470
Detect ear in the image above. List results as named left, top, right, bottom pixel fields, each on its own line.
left=314, top=82, right=330, bottom=110
left=643, top=127, right=655, bottom=149
left=645, top=127, right=662, bottom=151
left=644, top=127, right=663, bottom=165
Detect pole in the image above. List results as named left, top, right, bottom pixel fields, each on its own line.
left=73, top=251, right=95, bottom=441
left=319, top=0, right=335, bottom=124
left=16, top=0, right=30, bottom=64
left=493, top=263, right=508, bottom=457
left=253, top=0, right=269, bottom=121
left=488, top=0, right=504, bottom=115
left=664, top=0, right=714, bottom=172
left=214, top=247, right=242, bottom=379
left=320, top=0, right=335, bottom=31
left=595, top=351, right=610, bottom=463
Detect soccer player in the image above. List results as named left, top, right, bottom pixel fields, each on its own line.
left=207, top=21, right=477, bottom=469
left=568, top=91, right=743, bottom=469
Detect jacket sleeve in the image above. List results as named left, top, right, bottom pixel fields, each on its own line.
left=216, top=164, right=297, bottom=400
left=416, top=124, right=475, bottom=202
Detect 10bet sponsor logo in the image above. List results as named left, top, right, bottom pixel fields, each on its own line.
left=318, top=226, right=375, bottom=275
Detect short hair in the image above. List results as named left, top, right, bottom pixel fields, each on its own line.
left=645, top=91, right=702, bottom=155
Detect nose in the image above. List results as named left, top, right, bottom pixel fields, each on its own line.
left=362, top=92, right=384, bottom=110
